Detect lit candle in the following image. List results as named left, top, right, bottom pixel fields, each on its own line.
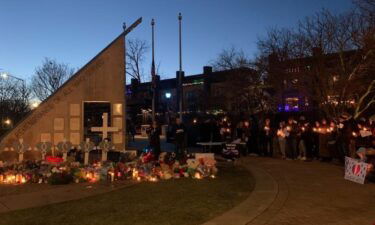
left=194, top=172, right=202, bottom=179
left=108, top=171, right=115, bottom=182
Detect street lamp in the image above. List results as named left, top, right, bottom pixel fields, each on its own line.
left=0, top=72, right=25, bottom=84
left=0, top=70, right=26, bottom=130
left=164, top=92, right=172, bottom=123
left=0, top=71, right=26, bottom=90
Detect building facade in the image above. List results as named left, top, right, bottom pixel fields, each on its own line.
left=126, top=66, right=255, bottom=123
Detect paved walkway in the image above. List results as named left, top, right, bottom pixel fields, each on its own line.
left=205, top=157, right=375, bottom=225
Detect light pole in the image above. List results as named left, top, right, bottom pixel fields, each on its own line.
left=0, top=72, right=26, bottom=86
left=151, top=18, right=156, bottom=123
left=0, top=71, right=26, bottom=130
left=165, top=92, right=172, bottom=124
left=178, top=13, right=183, bottom=121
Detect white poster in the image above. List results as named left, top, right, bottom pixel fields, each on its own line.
left=344, top=157, right=368, bottom=184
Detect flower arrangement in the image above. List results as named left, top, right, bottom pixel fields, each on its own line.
left=0, top=151, right=218, bottom=185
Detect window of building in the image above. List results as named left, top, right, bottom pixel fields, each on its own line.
left=285, top=97, right=299, bottom=111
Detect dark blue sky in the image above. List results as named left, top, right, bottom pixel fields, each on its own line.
left=0, top=0, right=353, bottom=83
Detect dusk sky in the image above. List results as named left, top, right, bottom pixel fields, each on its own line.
left=1, top=0, right=354, bottom=83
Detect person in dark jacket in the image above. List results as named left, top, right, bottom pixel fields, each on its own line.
left=147, top=121, right=161, bottom=159
left=173, top=118, right=187, bottom=157
left=260, top=118, right=273, bottom=157
left=286, top=117, right=298, bottom=160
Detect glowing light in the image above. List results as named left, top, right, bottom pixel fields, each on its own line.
left=30, top=102, right=39, bottom=109
left=0, top=72, right=8, bottom=79
left=149, top=177, right=158, bottom=182
left=108, top=171, right=115, bottom=182
left=4, top=119, right=11, bottom=125
left=194, top=172, right=202, bottom=179
left=165, top=92, right=171, bottom=99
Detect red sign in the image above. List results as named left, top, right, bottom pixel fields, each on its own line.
left=46, top=156, right=63, bottom=164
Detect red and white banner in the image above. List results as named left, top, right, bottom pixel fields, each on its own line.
left=344, top=157, right=368, bottom=184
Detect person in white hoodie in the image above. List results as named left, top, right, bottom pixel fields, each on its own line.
left=277, top=121, right=289, bottom=159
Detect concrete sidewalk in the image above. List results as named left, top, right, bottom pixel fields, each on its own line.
left=204, top=157, right=375, bottom=225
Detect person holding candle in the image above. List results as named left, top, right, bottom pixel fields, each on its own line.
left=318, top=118, right=331, bottom=162
left=297, top=117, right=308, bottom=161
left=327, top=121, right=338, bottom=162
left=286, top=117, right=298, bottom=160
left=312, top=121, right=321, bottom=160
left=260, top=118, right=273, bottom=157
left=243, top=120, right=251, bottom=156
left=277, top=121, right=288, bottom=159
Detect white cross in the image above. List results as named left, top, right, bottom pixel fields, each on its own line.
left=91, top=113, right=119, bottom=139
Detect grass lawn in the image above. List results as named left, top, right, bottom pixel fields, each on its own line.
left=0, top=164, right=254, bottom=225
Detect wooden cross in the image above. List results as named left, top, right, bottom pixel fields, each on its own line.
left=91, top=113, right=119, bottom=139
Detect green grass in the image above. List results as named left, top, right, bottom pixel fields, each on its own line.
left=0, top=165, right=254, bottom=225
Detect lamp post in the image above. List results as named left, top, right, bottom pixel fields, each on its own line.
left=178, top=13, right=183, bottom=121
left=151, top=18, right=156, bottom=123
left=0, top=72, right=26, bottom=86
left=165, top=92, right=172, bottom=124
left=0, top=71, right=26, bottom=130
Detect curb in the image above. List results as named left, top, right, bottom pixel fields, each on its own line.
left=203, top=159, right=279, bottom=225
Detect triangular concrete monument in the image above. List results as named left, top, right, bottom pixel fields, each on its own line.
left=0, top=18, right=142, bottom=162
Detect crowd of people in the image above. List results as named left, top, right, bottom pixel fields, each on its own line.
left=220, top=114, right=375, bottom=182
left=141, top=114, right=375, bottom=183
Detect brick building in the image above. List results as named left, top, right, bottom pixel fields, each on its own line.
left=126, top=66, right=255, bottom=122
left=268, top=48, right=358, bottom=114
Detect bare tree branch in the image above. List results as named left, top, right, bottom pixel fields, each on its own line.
left=31, top=58, right=75, bottom=101
left=126, top=38, right=149, bottom=82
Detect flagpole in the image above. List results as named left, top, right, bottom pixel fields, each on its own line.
left=151, top=18, right=156, bottom=123
left=178, top=13, right=183, bottom=121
